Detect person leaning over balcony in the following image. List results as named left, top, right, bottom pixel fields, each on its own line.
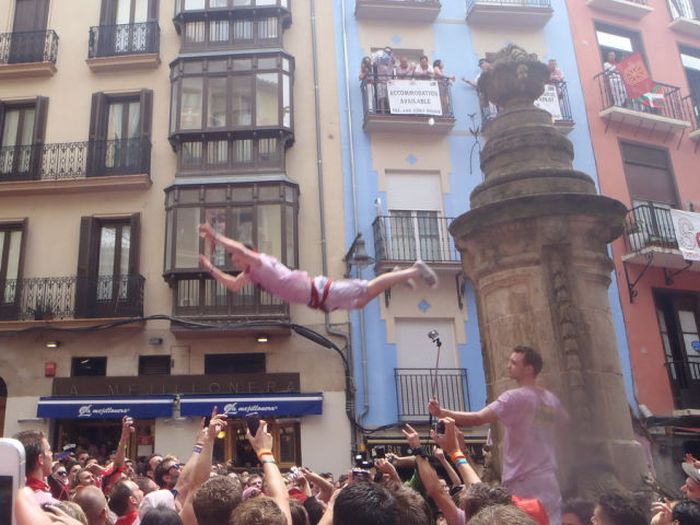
left=547, top=59, right=565, bottom=83
left=373, top=47, right=395, bottom=113
left=359, top=56, right=375, bottom=113
left=428, top=346, right=568, bottom=525
left=197, top=223, right=438, bottom=313
left=463, top=58, right=497, bottom=120
left=434, top=59, right=456, bottom=112
left=413, top=55, right=434, bottom=79
left=603, top=51, right=627, bottom=108
left=396, top=56, right=415, bottom=79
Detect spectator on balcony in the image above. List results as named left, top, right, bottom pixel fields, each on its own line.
left=395, top=56, right=415, bottom=79
left=198, top=223, right=438, bottom=313
left=463, top=58, right=497, bottom=122
left=413, top=55, right=434, bottom=79
left=603, top=51, right=627, bottom=108
left=547, top=59, right=564, bottom=83
left=373, top=47, right=395, bottom=113
left=359, top=56, right=376, bottom=113
left=433, top=59, right=456, bottom=112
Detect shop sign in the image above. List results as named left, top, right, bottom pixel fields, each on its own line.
left=180, top=393, right=323, bottom=417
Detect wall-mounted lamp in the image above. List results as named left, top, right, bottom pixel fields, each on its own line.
left=343, top=233, right=375, bottom=277
left=45, top=341, right=60, bottom=350
left=149, top=337, right=164, bottom=346
left=256, top=335, right=269, bottom=344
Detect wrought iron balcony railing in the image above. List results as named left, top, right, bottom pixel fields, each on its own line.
left=665, top=358, right=700, bottom=409
left=481, top=80, right=573, bottom=128
left=595, top=71, right=689, bottom=122
left=0, top=275, right=145, bottom=321
left=0, top=30, right=58, bottom=65
left=466, top=0, right=552, bottom=13
left=684, top=94, right=700, bottom=132
left=0, top=137, right=152, bottom=182
left=88, top=22, right=160, bottom=58
left=668, top=0, right=699, bottom=19
left=173, top=278, right=290, bottom=320
left=174, top=0, right=289, bottom=14
left=395, top=368, right=470, bottom=421
left=373, top=214, right=460, bottom=264
left=623, top=204, right=678, bottom=252
left=361, top=73, right=454, bottom=118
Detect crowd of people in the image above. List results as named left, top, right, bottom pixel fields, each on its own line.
left=10, top=346, right=700, bottom=525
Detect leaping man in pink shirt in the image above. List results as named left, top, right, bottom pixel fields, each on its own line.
left=198, top=223, right=438, bottom=312
left=429, top=345, right=568, bottom=525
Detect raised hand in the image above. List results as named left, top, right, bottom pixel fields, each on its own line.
left=402, top=424, right=421, bottom=449
left=428, top=397, right=442, bottom=417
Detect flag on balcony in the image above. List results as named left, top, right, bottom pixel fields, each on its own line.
left=640, top=84, right=666, bottom=109
left=617, top=53, right=654, bottom=100
left=670, top=209, right=700, bottom=262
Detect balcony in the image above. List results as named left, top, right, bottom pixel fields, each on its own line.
left=586, top=0, right=652, bottom=19
left=0, top=138, right=152, bottom=196
left=666, top=359, right=700, bottom=410
left=361, top=74, right=455, bottom=133
left=481, top=81, right=575, bottom=135
left=355, top=0, right=441, bottom=22
left=466, top=0, right=553, bottom=26
left=0, top=275, right=145, bottom=325
left=395, top=368, right=470, bottom=422
left=372, top=214, right=460, bottom=272
left=0, top=30, right=58, bottom=78
left=595, top=72, right=690, bottom=135
left=684, top=95, right=700, bottom=141
left=171, top=277, right=290, bottom=328
left=87, top=22, right=160, bottom=71
left=668, top=0, right=700, bottom=37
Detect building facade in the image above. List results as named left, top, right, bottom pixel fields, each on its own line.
left=566, top=0, right=700, bottom=487
left=334, top=0, right=636, bottom=459
left=0, top=0, right=352, bottom=474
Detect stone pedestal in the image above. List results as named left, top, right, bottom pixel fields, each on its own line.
left=450, top=46, right=646, bottom=496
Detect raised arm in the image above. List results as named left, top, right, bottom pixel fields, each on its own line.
left=432, top=447, right=461, bottom=487
left=249, top=420, right=292, bottom=525
left=433, top=418, right=481, bottom=487
left=199, top=256, right=251, bottom=293
left=428, top=397, right=498, bottom=427
left=112, top=416, right=134, bottom=469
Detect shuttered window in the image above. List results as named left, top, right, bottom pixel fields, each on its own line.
left=620, top=142, right=679, bottom=206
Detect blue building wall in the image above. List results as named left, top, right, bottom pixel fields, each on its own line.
left=333, top=0, right=636, bottom=428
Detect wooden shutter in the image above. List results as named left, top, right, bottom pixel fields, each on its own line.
left=75, top=217, right=98, bottom=317
left=148, top=0, right=159, bottom=21
left=128, top=212, right=141, bottom=276
left=99, top=0, right=118, bottom=25
left=139, top=89, right=153, bottom=139
left=88, top=93, right=108, bottom=176
left=29, top=97, right=48, bottom=180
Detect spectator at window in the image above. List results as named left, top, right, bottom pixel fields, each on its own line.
left=547, top=59, right=565, bottom=83
left=396, top=56, right=415, bottom=79
left=413, top=55, right=434, bottom=79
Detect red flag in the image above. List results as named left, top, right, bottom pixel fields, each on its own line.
left=616, top=53, right=654, bottom=100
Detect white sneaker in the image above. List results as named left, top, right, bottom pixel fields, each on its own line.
left=393, top=266, right=416, bottom=290
left=413, top=260, right=438, bottom=288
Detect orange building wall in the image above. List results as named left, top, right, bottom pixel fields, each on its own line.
left=565, top=0, right=700, bottom=416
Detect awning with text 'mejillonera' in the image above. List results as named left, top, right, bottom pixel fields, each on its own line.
left=37, top=396, right=176, bottom=419
left=179, top=393, right=323, bottom=418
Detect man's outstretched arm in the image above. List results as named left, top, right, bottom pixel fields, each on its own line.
left=199, top=256, right=251, bottom=293
left=428, top=398, right=498, bottom=427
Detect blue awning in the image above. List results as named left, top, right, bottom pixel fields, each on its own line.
left=37, top=396, right=175, bottom=419
left=179, top=393, right=323, bottom=418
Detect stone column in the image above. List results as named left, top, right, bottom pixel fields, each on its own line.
left=450, top=45, right=646, bottom=496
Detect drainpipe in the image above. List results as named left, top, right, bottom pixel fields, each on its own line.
left=309, top=0, right=362, bottom=440
left=338, top=0, right=370, bottom=427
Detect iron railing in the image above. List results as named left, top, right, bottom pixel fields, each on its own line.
left=665, top=359, right=700, bottom=409
left=0, top=30, right=58, bottom=65
left=361, top=72, right=454, bottom=118
left=357, top=0, right=441, bottom=6
left=173, top=278, right=290, bottom=320
left=0, top=137, right=152, bottom=182
left=480, top=80, right=573, bottom=127
left=395, top=368, right=470, bottom=421
left=595, top=71, right=689, bottom=122
left=467, top=0, right=552, bottom=15
left=88, top=22, right=160, bottom=58
left=684, top=94, right=700, bottom=131
left=373, top=214, right=460, bottom=263
left=623, top=204, right=678, bottom=252
left=0, top=275, right=145, bottom=321
left=668, top=0, right=699, bottom=19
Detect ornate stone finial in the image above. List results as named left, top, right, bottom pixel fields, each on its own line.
left=477, top=44, right=550, bottom=109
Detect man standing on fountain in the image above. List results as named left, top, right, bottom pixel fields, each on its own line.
left=429, top=345, right=568, bottom=525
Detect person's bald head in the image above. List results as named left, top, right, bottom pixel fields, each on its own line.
left=74, top=486, right=109, bottom=525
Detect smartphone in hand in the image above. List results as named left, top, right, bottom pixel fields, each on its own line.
left=245, top=412, right=261, bottom=437
left=0, top=438, right=26, bottom=525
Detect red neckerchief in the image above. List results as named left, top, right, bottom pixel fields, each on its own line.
left=26, top=476, right=51, bottom=493
left=115, top=511, right=139, bottom=525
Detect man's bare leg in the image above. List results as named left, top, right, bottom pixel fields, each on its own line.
left=364, top=261, right=438, bottom=300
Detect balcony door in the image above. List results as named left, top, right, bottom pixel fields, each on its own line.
left=0, top=224, right=25, bottom=321
left=681, top=47, right=700, bottom=125
left=98, top=0, right=156, bottom=55
left=656, top=292, right=700, bottom=409
left=10, top=0, right=49, bottom=63
left=0, top=98, right=48, bottom=182
left=76, top=215, right=140, bottom=318
left=88, top=91, right=152, bottom=176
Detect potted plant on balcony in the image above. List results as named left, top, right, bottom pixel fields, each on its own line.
left=30, top=300, right=56, bottom=321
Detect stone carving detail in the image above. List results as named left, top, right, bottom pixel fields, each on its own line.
left=478, top=44, right=550, bottom=109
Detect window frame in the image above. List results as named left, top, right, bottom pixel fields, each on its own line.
left=594, top=21, right=648, bottom=69
left=0, top=220, right=27, bottom=320
left=71, top=357, right=108, bottom=377
left=619, top=140, right=680, bottom=208
left=203, top=353, right=266, bottom=374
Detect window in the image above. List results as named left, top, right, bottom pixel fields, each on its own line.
left=139, top=355, right=171, bottom=375
left=681, top=46, right=700, bottom=122
left=182, top=16, right=280, bottom=49
left=95, top=0, right=159, bottom=56
left=178, top=137, right=284, bottom=174
left=668, top=0, right=700, bottom=20
left=164, top=182, right=298, bottom=273
left=72, top=357, right=108, bottom=377
left=178, top=0, right=289, bottom=11
left=0, top=221, right=26, bottom=320
left=0, top=98, right=48, bottom=181
left=169, top=53, right=293, bottom=136
left=88, top=91, right=152, bottom=176
left=595, top=23, right=646, bottom=66
left=204, top=353, right=265, bottom=374
left=76, top=214, right=141, bottom=318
